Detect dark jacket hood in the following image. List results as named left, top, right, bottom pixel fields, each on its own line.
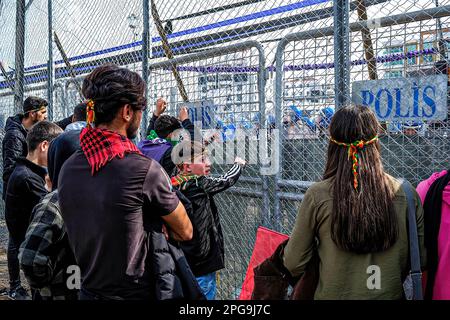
left=5, top=115, right=26, bottom=134
left=48, top=130, right=81, bottom=191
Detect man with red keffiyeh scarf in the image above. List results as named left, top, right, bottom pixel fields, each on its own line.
left=57, top=64, right=198, bottom=300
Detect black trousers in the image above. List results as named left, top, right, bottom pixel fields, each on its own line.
left=7, top=235, right=22, bottom=289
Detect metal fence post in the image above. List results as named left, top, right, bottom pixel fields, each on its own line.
left=334, top=0, right=351, bottom=109
left=141, top=0, right=150, bottom=139
left=255, top=44, right=270, bottom=230
left=47, top=0, right=54, bottom=121
left=14, top=0, right=26, bottom=114
left=273, top=39, right=288, bottom=232
left=53, top=82, right=66, bottom=119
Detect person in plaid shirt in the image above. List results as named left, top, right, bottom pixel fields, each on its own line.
left=19, top=130, right=81, bottom=300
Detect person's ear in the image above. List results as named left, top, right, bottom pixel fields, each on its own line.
left=122, top=104, right=133, bottom=122
left=40, top=140, right=49, bottom=152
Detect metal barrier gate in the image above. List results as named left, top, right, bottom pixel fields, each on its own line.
left=1, top=0, right=450, bottom=300
left=148, top=40, right=269, bottom=299
left=273, top=5, right=450, bottom=235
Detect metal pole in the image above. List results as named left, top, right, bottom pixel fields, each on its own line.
left=141, top=0, right=150, bottom=139
left=435, top=0, right=447, bottom=60
left=273, top=39, right=288, bottom=231
left=47, top=0, right=54, bottom=121
left=255, top=44, right=270, bottom=230
left=14, top=0, right=26, bottom=114
left=334, top=0, right=351, bottom=109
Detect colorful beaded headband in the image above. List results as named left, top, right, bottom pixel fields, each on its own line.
left=330, top=136, right=379, bottom=190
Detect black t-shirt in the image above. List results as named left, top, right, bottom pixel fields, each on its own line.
left=58, top=151, right=179, bottom=300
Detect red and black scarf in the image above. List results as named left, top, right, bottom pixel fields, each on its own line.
left=171, top=173, right=198, bottom=188
left=80, top=127, right=142, bottom=175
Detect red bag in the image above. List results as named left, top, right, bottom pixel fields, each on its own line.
left=239, top=227, right=289, bottom=300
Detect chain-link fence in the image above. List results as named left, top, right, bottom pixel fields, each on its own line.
left=1, top=0, right=450, bottom=299
left=273, top=3, right=450, bottom=236
left=148, top=41, right=269, bottom=299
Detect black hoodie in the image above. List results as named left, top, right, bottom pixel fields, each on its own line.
left=2, top=115, right=28, bottom=200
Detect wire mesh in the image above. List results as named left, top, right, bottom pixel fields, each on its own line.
left=0, top=0, right=449, bottom=300
left=275, top=1, right=450, bottom=235
left=148, top=43, right=267, bottom=299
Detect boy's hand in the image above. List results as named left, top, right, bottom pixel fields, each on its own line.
left=179, top=107, right=189, bottom=122
left=234, top=157, right=246, bottom=166
left=154, top=98, right=167, bottom=117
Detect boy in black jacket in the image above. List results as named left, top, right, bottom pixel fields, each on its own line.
left=5, top=121, right=62, bottom=299
left=172, top=141, right=245, bottom=300
left=19, top=130, right=80, bottom=300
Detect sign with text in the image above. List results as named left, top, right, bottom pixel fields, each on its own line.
left=178, top=100, right=216, bottom=129
left=352, top=75, right=448, bottom=121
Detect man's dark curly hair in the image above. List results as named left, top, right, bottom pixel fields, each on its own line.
left=82, top=64, right=146, bottom=126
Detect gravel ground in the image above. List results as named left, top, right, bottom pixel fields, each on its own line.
left=0, top=219, right=6, bottom=251
left=0, top=200, right=8, bottom=251
left=0, top=247, right=8, bottom=299
left=0, top=203, right=10, bottom=298
left=0, top=220, right=30, bottom=299
left=0, top=206, right=7, bottom=251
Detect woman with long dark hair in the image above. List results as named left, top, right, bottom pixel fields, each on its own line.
left=283, top=105, right=426, bottom=299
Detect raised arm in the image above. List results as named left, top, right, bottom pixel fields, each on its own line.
left=179, top=106, right=203, bottom=142
left=146, top=98, right=167, bottom=137
left=201, top=157, right=246, bottom=195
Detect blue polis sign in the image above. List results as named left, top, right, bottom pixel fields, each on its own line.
left=352, top=75, right=448, bottom=121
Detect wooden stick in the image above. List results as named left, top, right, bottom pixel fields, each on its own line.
left=0, top=62, right=16, bottom=92
left=151, top=0, right=189, bottom=102
left=53, top=31, right=84, bottom=98
left=356, top=0, right=378, bottom=80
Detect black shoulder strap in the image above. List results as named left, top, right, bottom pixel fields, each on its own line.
left=399, top=178, right=423, bottom=300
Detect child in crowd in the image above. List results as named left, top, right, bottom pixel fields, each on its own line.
left=171, top=141, right=245, bottom=300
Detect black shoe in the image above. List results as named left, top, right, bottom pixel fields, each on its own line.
left=8, top=286, right=30, bottom=300
left=0, top=288, right=9, bottom=298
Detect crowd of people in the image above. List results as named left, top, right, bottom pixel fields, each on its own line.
left=0, top=64, right=448, bottom=300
